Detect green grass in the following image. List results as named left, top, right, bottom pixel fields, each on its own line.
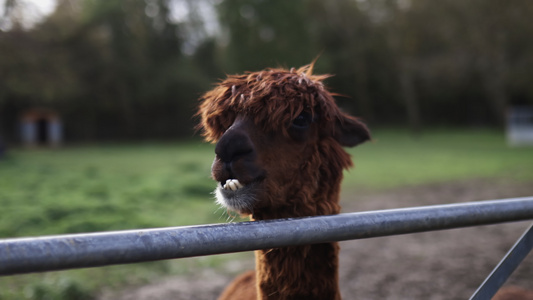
left=0, top=142, right=221, bottom=238
left=0, top=141, right=248, bottom=300
left=344, top=128, right=533, bottom=190
left=1, top=129, right=532, bottom=299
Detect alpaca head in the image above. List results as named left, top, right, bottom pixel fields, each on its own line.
left=197, top=64, right=370, bottom=219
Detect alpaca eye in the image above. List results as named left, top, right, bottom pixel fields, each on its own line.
left=291, top=112, right=312, bottom=129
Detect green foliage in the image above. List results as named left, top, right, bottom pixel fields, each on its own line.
left=217, top=0, right=318, bottom=71
left=0, top=141, right=236, bottom=299
left=23, top=278, right=92, bottom=300
left=0, top=0, right=216, bottom=141
left=0, top=142, right=219, bottom=238
left=3, top=0, right=533, bottom=142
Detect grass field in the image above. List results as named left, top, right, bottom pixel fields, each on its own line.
left=1, top=129, right=532, bottom=299
left=344, top=128, right=533, bottom=189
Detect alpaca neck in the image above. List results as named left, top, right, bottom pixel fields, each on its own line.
left=252, top=178, right=342, bottom=220
left=250, top=151, right=346, bottom=299
left=254, top=242, right=340, bottom=300
left=252, top=184, right=342, bottom=299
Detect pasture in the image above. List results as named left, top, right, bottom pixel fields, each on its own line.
left=1, top=129, right=532, bottom=299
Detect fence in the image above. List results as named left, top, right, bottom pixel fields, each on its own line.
left=1, top=196, right=533, bottom=299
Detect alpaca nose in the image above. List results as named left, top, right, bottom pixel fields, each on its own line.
left=214, top=118, right=255, bottom=165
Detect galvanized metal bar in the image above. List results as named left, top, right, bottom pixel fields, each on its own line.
left=470, top=222, right=533, bottom=300
left=1, top=196, right=533, bottom=276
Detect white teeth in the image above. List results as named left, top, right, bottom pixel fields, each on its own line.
left=228, top=181, right=237, bottom=191
left=223, top=179, right=244, bottom=191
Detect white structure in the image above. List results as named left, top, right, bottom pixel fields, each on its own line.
left=507, top=106, right=533, bottom=146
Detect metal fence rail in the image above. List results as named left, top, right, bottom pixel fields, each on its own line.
left=1, top=196, right=533, bottom=277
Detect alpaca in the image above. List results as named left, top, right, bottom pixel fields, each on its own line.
left=197, top=63, right=370, bottom=300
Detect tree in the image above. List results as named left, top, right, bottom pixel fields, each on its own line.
left=217, top=0, right=318, bottom=72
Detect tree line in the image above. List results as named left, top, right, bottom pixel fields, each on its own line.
left=1, top=0, right=532, bottom=142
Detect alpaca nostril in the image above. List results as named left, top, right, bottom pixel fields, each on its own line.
left=215, top=126, right=256, bottom=164
left=229, top=148, right=253, bottom=161
left=216, top=142, right=254, bottom=163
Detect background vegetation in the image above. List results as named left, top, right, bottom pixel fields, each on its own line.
left=2, top=0, right=533, bottom=142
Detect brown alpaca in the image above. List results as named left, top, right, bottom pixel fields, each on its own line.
left=197, top=63, right=370, bottom=300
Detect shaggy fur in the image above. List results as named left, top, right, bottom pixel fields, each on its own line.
left=197, top=64, right=370, bottom=300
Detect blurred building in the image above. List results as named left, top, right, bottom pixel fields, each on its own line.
left=507, top=106, right=533, bottom=146
left=19, top=108, right=63, bottom=147
left=0, top=134, right=5, bottom=158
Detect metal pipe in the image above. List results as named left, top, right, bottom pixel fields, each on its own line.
left=470, top=222, right=533, bottom=300
left=1, top=196, right=533, bottom=276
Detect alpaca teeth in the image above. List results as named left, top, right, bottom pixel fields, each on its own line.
left=224, top=179, right=243, bottom=191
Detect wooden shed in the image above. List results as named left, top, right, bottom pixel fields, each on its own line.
left=20, top=108, right=63, bottom=147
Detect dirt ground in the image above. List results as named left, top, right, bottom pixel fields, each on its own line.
left=99, top=179, right=533, bottom=300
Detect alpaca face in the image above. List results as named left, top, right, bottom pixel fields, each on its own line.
left=198, top=64, right=370, bottom=216
left=211, top=111, right=322, bottom=214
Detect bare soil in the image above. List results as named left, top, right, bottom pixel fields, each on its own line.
left=99, top=179, right=533, bottom=300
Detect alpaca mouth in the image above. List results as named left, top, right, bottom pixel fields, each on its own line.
left=215, top=178, right=261, bottom=213
left=221, top=179, right=244, bottom=191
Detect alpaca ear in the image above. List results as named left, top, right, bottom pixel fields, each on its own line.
left=334, top=113, right=371, bottom=147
